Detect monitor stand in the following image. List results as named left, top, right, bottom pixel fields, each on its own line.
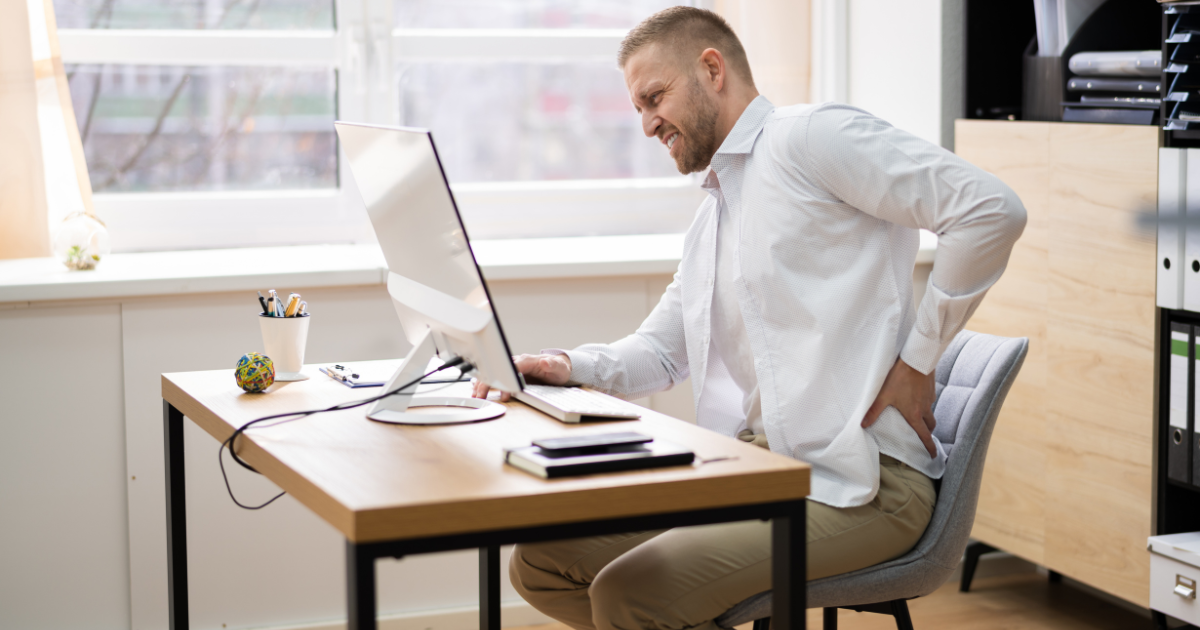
left=366, top=330, right=506, bottom=425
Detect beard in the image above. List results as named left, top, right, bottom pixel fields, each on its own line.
left=671, top=78, right=721, bottom=174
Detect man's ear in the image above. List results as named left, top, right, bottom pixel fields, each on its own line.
left=698, top=48, right=725, bottom=93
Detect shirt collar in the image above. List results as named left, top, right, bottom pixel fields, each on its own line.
left=713, top=95, right=774, bottom=157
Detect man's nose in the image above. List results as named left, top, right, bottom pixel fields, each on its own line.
left=641, top=111, right=658, bottom=138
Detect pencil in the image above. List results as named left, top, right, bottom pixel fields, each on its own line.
left=284, top=293, right=301, bottom=317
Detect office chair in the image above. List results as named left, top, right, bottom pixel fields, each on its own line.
left=715, top=330, right=1029, bottom=630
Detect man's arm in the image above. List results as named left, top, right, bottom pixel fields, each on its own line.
left=801, top=105, right=1027, bottom=452
left=473, top=270, right=691, bottom=401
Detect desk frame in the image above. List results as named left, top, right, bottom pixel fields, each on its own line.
left=164, top=401, right=807, bottom=630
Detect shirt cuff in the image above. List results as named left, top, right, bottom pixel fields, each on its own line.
left=899, top=327, right=942, bottom=376
left=542, top=348, right=590, bottom=387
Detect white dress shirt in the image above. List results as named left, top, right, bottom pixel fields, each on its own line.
left=701, top=186, right=763, bottom=438
left=557, top=97, right=1026, bottom=507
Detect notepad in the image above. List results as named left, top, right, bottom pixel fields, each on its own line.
left=320, top=359, right=467, bottom=388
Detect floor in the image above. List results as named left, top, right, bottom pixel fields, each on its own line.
left=512, top=571, right=1153, bottom=630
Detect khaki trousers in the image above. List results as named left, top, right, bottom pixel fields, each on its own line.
left=509, top=455, right=936, bottom=630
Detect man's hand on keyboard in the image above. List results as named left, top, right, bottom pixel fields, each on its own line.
left=471, top=353, right=572, bottom=402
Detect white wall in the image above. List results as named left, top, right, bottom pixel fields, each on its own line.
left=842, top=0, right=963, bottom=149
left=0, top=303, right=131, bottom=629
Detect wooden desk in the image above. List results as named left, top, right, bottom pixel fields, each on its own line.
left=161, top=362, right=811, bottom=630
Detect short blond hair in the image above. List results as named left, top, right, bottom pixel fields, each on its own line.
left=617, top=6, right=754, bottom=88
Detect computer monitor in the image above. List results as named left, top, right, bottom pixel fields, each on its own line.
left=334, top=121, right=523, bottom=424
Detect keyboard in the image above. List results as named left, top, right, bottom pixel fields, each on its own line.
left=514, top=385, right=642, bottom=423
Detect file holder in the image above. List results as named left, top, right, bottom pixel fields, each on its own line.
left=1022, top=44, right=1063, bottom=122
left=1056, top=0, right=1160, bottom=123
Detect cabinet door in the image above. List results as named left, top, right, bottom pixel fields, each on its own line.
left=954, top=120, right=1051, bottom=565
left=955, top=120, right=1157, bottom=608
left=1043, top=122, right=1157, bottom=607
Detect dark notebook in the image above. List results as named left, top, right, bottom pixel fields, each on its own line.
left=1066, top=78, right=1161, bottom=94
left=505, top=440, right=695, bottom=479
left=1062, top=107, right=1156, bottom=125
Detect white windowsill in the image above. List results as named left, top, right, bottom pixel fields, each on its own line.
left=0, top=232, right=937, bottom=305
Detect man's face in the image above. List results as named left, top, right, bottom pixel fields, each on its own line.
left=624, top=46, right=721, bottom=174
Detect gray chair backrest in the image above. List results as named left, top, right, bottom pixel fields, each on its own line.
left=716, top=330, right=1028, bottom=627
left=915, top=330, right=1028, bottom=573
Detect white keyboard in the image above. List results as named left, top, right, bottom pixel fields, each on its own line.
left=515, top=385, right=642, bottom=423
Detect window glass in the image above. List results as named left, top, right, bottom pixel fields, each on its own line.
left=53, top=0, right=334, bottom=30
left=399, top=62, right=677, bottom=183
left=394, top=0, right=693, bottom=29
left=66, top=65, right=337, bottom=192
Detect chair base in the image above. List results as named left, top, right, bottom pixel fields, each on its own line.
left=960, top=540, right=998, bottom=592
left=750, top=599, right=915, bottom=630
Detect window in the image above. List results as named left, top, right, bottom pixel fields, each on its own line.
left=55, top=0, right=706, bottom=252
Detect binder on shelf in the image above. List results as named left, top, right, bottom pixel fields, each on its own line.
left=1169, top=323, right=1190, bottom=485
left=1193, top=329, right=1200, bottom=489
left=1161, top=148, right=1186, bottom=309
left=1188, top=150, right=1200, bottom=312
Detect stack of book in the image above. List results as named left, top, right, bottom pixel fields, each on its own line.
left=1063, top=50, right=1161, bottom=124
left=505, top=431, right=694, bottom=479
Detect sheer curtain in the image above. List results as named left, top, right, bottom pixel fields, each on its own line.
left=0, top=0, right=94, bottom=260
left=715, top=0, right=812, bottom=107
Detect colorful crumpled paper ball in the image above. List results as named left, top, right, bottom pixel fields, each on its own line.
left=235, top=352, right=275, bottom=393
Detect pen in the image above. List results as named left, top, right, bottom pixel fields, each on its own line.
left=284, top=293, right=301, bottom=317
left=267, top=290, right=278, bottom=317
left=297, top=301, right=307, bottom=317
left=257, top=291, right=269, bottom=315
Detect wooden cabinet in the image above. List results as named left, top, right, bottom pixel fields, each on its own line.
left=955, top=120, right=1158, bottom=607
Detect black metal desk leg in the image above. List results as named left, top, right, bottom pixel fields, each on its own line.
left=164, top=401, right=189, bottom=630
left=347, top=542, right=378, bottom=630
left=480, top=546, right=500, bottom=630
left=772, top=501, right=807, bottom=630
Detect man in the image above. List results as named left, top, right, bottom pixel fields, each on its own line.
left=473, top=7, right=1025, bottom=630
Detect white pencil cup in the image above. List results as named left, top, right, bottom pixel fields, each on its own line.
left=259, top=314, right=311, bottom=381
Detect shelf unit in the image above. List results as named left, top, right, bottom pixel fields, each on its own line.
left=1162, top=4, right=1200, bottom=143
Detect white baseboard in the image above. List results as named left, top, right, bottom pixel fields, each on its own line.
left=257, top=601, right=555, bottom=630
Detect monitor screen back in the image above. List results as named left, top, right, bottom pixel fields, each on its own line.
left=336, top=122, right=487, bottom=309
left=335, top=121, right=520, bottom=391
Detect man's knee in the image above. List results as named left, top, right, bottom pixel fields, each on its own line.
left=589, top=553, right=669, bottom=630
left=589, top=568, right=637, bottom=630
left=509, top=543, right=550, bottom=598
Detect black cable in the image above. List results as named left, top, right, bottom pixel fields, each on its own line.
left=219, top=357, right=470, bottom=510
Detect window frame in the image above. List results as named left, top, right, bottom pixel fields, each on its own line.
left=57, top=0, right=704, bottom=253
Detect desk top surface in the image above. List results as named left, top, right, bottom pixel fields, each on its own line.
left=163, top=361, right=810, bottom=543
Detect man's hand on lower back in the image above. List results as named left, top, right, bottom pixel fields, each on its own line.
left=470, top=353, right=572, bottom=402
left=861, top=357, right=938, bottom=458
